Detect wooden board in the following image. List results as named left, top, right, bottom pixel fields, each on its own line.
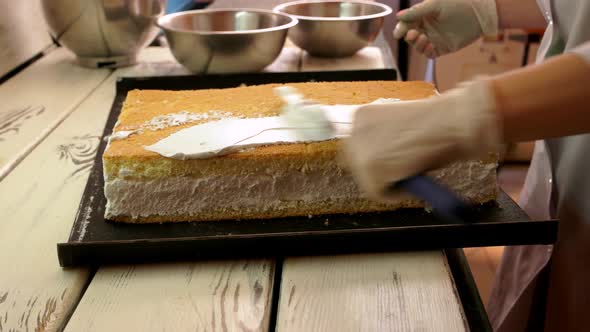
left=34, top=48, right=274, bottom=331
left=276, top=252, right=468, bottom=332
left=0, top=0, right=53, bottom=78
left=0, top=47, right=213, bottom=331
left=65, top=260, right=275, bottom=332
left=0, top=70, right=115, bottom=332
left=0, top=48, right=111, bottom=179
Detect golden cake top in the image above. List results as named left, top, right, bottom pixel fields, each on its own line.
left=103, top=81, right=437, bottom=161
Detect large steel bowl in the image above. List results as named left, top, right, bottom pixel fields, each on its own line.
left=41, top=0, right=166, bottom=68
left=273, top=0, right=391, bottom=57
left=157, top=9, right=298, bottom=74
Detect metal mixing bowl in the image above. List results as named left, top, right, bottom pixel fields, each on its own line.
left=273, top=0, right=392, bottom=57
left=41, top=0, right=166, bottom=68
left=158, top=9, right=298, bottom=74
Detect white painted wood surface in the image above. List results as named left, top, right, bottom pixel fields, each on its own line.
left=0, top=48, right=189, bottom=332
left=65, top=261, right=275, bottom=332
left=0, top=47, right=275, bottom=332
left=0, top=70, right=115, bottom=332
left=0, top=48, right=110, bottom=179
left=0, top=45, right=363, bottom=332
left=278, top=44, right=466, bottom=331
left=0, top=0, right=54, bottom=77
left=277, top=252, right=467, bottom=332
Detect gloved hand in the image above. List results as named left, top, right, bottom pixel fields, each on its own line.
left=342, top=79, right=503, bottom=202
left=393, top=0, right=498, bottom=58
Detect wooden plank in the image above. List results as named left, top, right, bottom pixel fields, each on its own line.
left=0, top=45, right=292, bottom=332
left=0, top=0, right=53, bottom=78
left=0, top=48, right=111, bottom=179
left=276, top=252, right=467, bottom=332
left=46, top=48, right=274, bottom=331
left=64, top=261, right=275, bottom=332
left=280, top=44, right=468, bottom=331
left=0, top=73, right=115, bottom=332
left=0, top=47, right=208, bottom=332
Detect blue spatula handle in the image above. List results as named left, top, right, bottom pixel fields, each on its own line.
left=391, top=175, right=473, bottom=223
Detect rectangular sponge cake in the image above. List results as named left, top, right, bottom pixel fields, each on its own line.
left=103, top=81, right=498, bottom=223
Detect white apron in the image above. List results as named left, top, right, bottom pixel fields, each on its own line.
left=488, top=1, right=590, bottom=331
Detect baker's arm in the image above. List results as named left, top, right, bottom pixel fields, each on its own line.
left=496, top=49, right=590, bottom=142
left=343, top=52, right=590, bottom=201
left=394, top=0, right=546, bottom=58
left=496, top=0, right=546, bottom=30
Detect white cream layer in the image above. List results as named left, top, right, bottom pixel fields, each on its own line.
left=104, top=160, right=497, bottom=219
left=144, top=96, right=402, bottom=160
left=108, top=110, right=235, bottom=143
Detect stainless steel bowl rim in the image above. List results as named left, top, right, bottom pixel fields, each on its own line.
left=273, top=0, right=392, bottom=21
left=157, top=8, right=298, bottom=35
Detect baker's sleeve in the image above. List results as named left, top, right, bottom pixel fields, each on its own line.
left=570, top=41, right=590, bottom=63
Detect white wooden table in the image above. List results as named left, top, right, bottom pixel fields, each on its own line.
left=0, top=3, right=489, bottom=329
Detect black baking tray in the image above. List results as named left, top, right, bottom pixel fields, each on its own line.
left=57, top=69, right=558, bottom=267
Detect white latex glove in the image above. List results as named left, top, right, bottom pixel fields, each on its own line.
left=393, top=0, right=498, bottom=58
left=342, top=79, right=503, bottom=202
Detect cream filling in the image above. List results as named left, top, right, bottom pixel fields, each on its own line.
left=104, top=160, right=497, bottom=219
left=105, top=167, right=358, bottom=218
